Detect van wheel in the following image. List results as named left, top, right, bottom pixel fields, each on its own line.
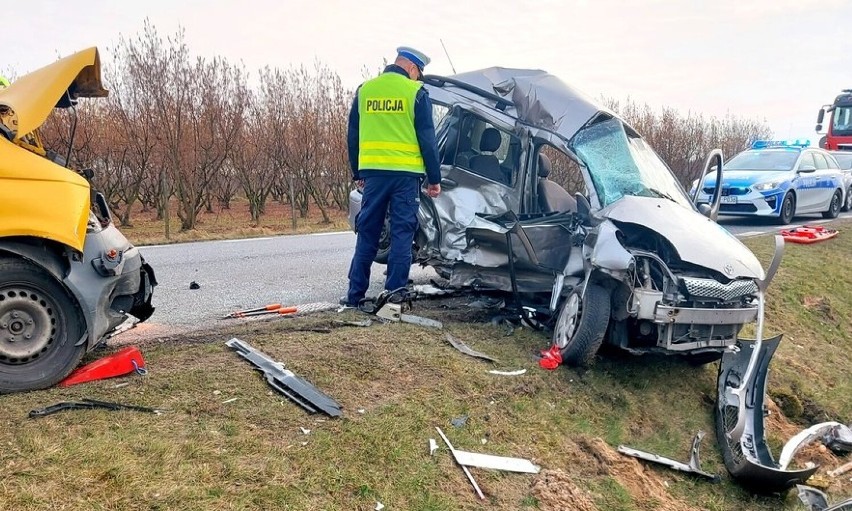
left=552, top=284, right=611, bottom=367
left=777, top=192, right=795, bottom=225
left=0, top=257, right=86, bottom=393
left=822, top=189, right=842, bottom=219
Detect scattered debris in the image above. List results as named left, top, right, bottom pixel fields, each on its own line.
left=538, top=345, right=562, bottom=370
left=376, top=303, right=402, bottom=322
left=429, top=438, right=438, bottom=456
left=412, top=283, right=456, bottom=297
left=488, top=369, right=526, bottom=376
left=716, top=336, right=819, bottom=493
left=823, top=424, right=852, bottom=455
left=435, top=426, right=540, bottom=476
left=221, top=303, right=283, bottom=319
left=453, top=450, right=541, bottom=474
left=780, top=421, right=845, bottom=470
left=60, top=346, right=147, bottom=387
left=225, top=338, right=342, bottom=417
left=829, top=461, right=852, bottom=478
left=797, top=484, right=852, bottom=511
left=400, top=313, right=443, bottom=329
left=481, top=438, right=487, bottom=445
left=213, top=390, right=222, bottom=395
left=106, top=317, right=140, bottom=338
left=189, top=281, right=201, bottom=290
left=466, top=297, right=503, bottom=309
left=617, top=431, right=721, bottom=482
left=357, top=409, right=366, bottom=414
left=374, top=502, right=385, bottom=511
left=222, top=398, right=238, bottom=404
left=444, top=333, right=498, bottom=363
left=29, top=398, right=163, bottom=418
left=451, top=415, right=468, bottom=428
left=113, top=382, right=130, bottom=389
left=373, top=302, right=443, bottom=328
left=332, top=319, right=373, bottom=328
left=299, top=427, right=311, bottom=435
left=434, top=426, right=485, bottom=500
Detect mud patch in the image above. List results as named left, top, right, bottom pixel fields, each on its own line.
left=531, top=469, right=598, bottom=511
left=576, top=437, right=695, bottom=511
left=802, top=295, right=837, bottom=322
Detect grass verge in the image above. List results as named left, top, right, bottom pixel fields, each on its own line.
left=1, top=222, right=850, bottom=510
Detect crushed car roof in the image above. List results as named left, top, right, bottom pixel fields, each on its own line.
left=425, top=67, right=607, bottom=143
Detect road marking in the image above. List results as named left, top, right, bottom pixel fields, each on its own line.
left=311, top=231, right=350, bottom=236
left=221, top=237, right=273, bottom=243
left=738, top=231, right=764, bottom=237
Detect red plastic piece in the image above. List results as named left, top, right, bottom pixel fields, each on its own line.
left=538, top=345, right=563, bottom=370
left=59, top=346, right=146, bottom=387
left=780, top=225, right=839, bottom=244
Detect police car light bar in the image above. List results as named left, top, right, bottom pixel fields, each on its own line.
left=751, top=139, right=811, bottom=149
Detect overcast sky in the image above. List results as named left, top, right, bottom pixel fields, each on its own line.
left=5, top=0, right=851, bottom=146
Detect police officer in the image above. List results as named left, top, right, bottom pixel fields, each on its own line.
left=341, top=47, right=442, bottom=307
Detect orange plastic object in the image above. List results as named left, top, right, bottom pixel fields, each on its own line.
left=780, top=225, right=839, bottom=244
left=59, top=346, right=146, bottom=387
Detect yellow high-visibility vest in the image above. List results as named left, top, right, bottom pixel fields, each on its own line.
left=357, top=72, right=425, bottom=173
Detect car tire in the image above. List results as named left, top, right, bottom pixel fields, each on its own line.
left=552, top=283, right=611, bottom=367
left=0, top=257, right=86, bottom=393
left=841, top=187, right=852, bottom=213
left=822, top=189, right=842, bottom=219
left=777, top=192, right=796, bottom=225
left=374, top=218, right=391, bottom=264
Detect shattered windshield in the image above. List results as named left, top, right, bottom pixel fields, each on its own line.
left=571, top=117, right=693, bottom=209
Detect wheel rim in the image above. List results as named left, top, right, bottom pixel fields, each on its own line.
left=847, top=189, right=852, bottom=210
left=0, top=285, right=58, bottom=364
left=783, top=197, right=794, bottom=221
left=831, top=191, right=841, bottom=215
left=554, top=293, right=581, bottom=349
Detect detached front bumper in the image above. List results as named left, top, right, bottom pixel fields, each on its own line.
left=64, top=224, right=156, bottom=348
left=696, top=189, right=785, bottom=217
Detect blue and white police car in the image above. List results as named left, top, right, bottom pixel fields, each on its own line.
left=692, top=140, right=846, bottom=224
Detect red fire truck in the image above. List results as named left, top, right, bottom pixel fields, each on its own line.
left=817, top=89, right=852, bottom=151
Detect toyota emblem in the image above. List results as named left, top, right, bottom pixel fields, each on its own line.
left=724, top=264, right=734, bottom=276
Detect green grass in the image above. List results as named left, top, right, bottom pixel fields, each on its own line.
left=1, top=221, right=851, bottom=510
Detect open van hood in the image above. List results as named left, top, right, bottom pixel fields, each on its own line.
left=0, top=47, right=108, bottom=141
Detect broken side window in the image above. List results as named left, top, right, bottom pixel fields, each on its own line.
left=451, top=113, right=520, bottom=187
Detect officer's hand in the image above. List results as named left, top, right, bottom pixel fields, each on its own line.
left=427, top=183, right=441, bottom=198
left=356, top=179, right=365, bottom=189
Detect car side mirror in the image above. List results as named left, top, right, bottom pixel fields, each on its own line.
left=798, top=164, right=816, bottom=173
left=815, top=123, right=823, bottom=132
left=816, top=109, right=825, bottom=124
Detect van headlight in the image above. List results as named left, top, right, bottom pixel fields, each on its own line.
left=87, top=211, right=103, bottom=233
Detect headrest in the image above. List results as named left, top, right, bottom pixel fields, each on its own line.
left=479, top=127, right=502, bottom=152
left=537, top=153, right=552, bottom=178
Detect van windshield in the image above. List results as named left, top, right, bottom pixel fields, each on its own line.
left=570, top=117, right=693, bottom=209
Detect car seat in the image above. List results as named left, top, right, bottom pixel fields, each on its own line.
left=469, top=128, right=505, bottom=183
left=537, top=153, right=577, bottom=213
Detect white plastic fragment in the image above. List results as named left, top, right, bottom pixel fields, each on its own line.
left=429, top=438, right=439, bottom=456
left=300, top=427, right=311, bottom=435
left=488, top=369, right=527, bottom=376
left=222, top=398, right=238, bottom=404
left=375, top=502, right=385, bottom=511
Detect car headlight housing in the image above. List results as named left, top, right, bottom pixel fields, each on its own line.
left=754, top=181, right=781, bottom=191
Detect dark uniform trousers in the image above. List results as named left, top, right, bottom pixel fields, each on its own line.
left=346, top=174, right=420, bottom=304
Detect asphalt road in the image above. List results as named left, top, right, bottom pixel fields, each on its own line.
left=133, top=211, right=852, bottom=334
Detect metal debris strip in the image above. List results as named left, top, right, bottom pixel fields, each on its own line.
left=225, top=338, right=342, bottom=418
left=488, top=369, right=526, bottom=376
left=29, top=398, right=163, bottom=418
left=829, top=461, right=852, bottom=478
left=401, top=313, right=443, bottom=329
left=779, top=421, right=844, bottom=470
left=617, top=431, right=721, bottom=483
left=445, top=333, right=498, bottom=363
left=435, top=426, right=486, bottom=500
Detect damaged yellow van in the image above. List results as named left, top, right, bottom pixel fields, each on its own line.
left=0, top=48, right=155, bottom=393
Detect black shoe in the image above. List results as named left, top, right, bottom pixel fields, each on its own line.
left=338, top=297, right=358, bottom=309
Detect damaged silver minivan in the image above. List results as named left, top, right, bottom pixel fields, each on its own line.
left=349, top=68, right=783, bottom=366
